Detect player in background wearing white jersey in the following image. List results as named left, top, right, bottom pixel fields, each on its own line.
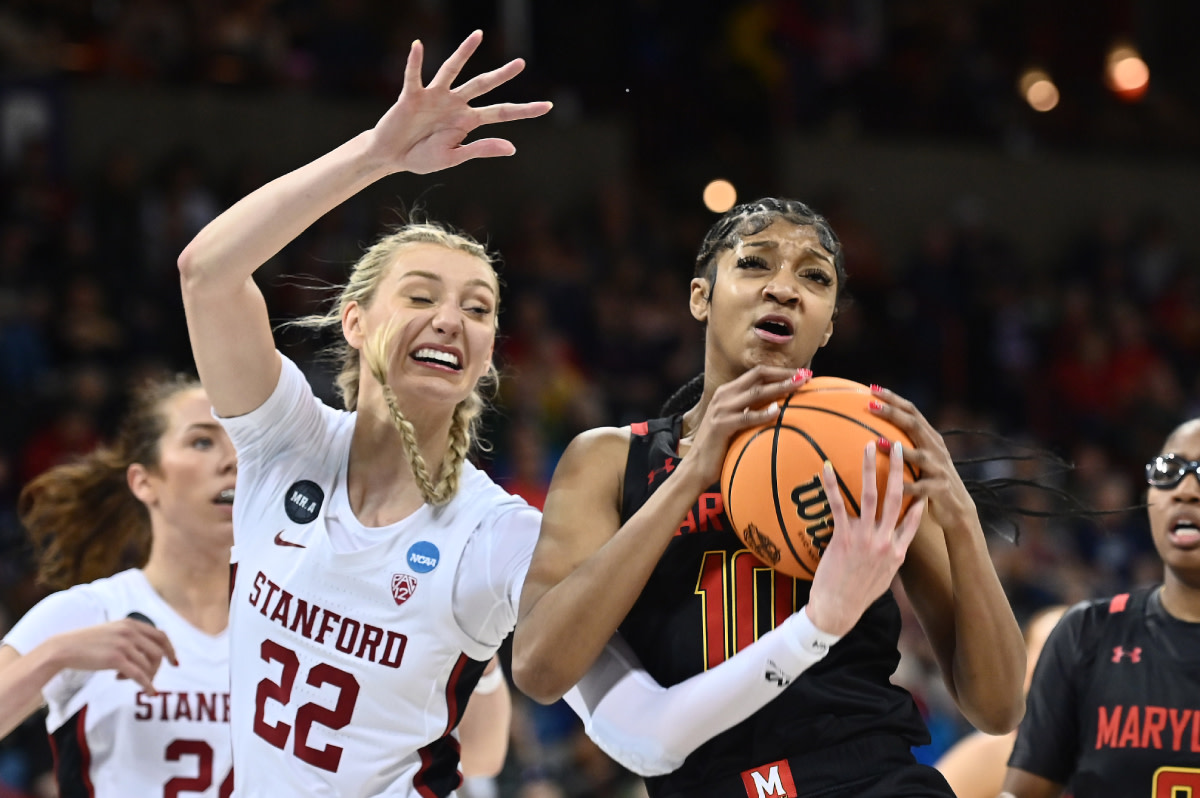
left=0, top=376, right=513, bottom=797
left=177, top=29, right=883, bottom=797
left=0, top=377, right=232, bottom=797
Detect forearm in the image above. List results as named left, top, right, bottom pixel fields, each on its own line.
left=178, top=131, right=390, bottom=292
left=0, top=644, right=61, bottom=740
left=513, top=460, right=709, bottom=703
left=457, top=665, right=512, bottom=778
left=943, top=514, right=1026, bottom=732
left=566, top=609, right=840, bottom=776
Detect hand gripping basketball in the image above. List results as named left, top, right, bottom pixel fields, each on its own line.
left=805, top=441, right=925, bottom=637
left=720, top=377, right=920, bottom=580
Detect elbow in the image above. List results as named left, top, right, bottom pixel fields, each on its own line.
left=176, top=245, right=204, bottom=295
left=510, top=639, right=571, bottom=705
left=969, top=694, right=1026, bottom=736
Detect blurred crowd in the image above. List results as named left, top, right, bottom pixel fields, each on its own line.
left=1, top=1, right=1199, bottom=797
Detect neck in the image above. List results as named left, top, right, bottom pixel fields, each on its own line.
left=681, top=354, right=738, bottom=439
left=140, top=530, right=230, bottom=636
left=1160, top=575, right=1200, bottom=622
left=349, top=394, right=454, bottom=524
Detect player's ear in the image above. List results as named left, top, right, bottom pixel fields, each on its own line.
left=127, top=463, right=157, bottom=506
left=690, top=277, right=711, bottom=322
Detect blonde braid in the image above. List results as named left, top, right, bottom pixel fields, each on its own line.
left=287, top=221, right=500, bottom=506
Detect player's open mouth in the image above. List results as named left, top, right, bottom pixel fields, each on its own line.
left=215, top=488, right=235, bottom=505
left=754, top=315, right=794, bottom=343
left=1169, top=518, right=1200, bottom=547
left=411, top=346, right=463, bottom=372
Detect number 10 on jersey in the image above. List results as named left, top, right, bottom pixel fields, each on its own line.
left=695, top=550, right=800, bottom=669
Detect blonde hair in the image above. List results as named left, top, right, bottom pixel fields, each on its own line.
left=293, top=223, right=499, bottom=506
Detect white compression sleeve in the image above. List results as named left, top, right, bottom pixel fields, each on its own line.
left=563, top=605, right=839, bottom=777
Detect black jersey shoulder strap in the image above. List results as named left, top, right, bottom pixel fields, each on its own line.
left=620, top=416, right=682, bottom=524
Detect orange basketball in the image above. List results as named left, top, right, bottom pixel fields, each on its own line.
left=720, top=377, right=919, bottom=580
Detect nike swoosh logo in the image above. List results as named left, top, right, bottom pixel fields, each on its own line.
left=274, top=530, right=306, bottom=548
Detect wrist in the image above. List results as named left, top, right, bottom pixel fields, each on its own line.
left=474, top=666, right=506, bottom=695
left=784, top=606, right=842, bottom=660
left=802, top=597, right=852, bottom=638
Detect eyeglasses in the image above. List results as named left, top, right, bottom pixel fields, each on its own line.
left=1145, top=454, right=1200, bottom=489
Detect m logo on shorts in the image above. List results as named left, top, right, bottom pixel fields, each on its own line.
left=740, top=759, right=797, bottom=798
left=391, top=574, right=418, bottom=606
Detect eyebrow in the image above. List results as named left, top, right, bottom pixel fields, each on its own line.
left=398, top=270, right=497, bottom=295
left=183, top=422, right=223, bottom=434
left=741, top=240, right=835, bottom=265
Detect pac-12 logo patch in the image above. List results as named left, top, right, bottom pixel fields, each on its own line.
left=407, top=541, right=440, bottom=573
left=391, top=573, right=418, bottom=606
left=284, top=480, right=323, bottom=524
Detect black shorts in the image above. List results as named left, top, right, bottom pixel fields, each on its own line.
left=649, top=735, right=955, bottom=798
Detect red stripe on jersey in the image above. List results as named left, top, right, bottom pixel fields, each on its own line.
left=413, top=736, right=462, bottom=798
left=414, top=746, right=438, bottom=798
left=1109, top=593, right=1130, bottom=613
left=49, top=707, right=96, bottom=798
left=76, top=707, right=95, bottom=797
left=630, top=421, right=649, bottom=436
left=443, top=654, right=469, bottom=737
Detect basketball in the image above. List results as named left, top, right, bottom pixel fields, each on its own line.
left=720, top=377, right=919, bottom=580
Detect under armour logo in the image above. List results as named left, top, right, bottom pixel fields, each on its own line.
left=1112, top=646, right=1142, bottom=663
left=764, top=660, right=791, bottom=688
left=648, top=457, right=677, bottom=485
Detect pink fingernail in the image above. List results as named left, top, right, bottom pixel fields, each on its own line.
left=868, top=400, right=883, bottom=411
left=869, top=383, right=882, bottom=393
left=877, top=437, right=891, bottom=453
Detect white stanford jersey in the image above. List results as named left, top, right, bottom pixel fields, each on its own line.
left=2, top=569, right=232, bottom=798
left=221, top=355, right=533, bottom=798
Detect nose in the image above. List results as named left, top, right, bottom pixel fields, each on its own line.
left=431, top=300, right=464, bottom=337
left=219, top=440, right=238, bottom=475
left=763, top=270, right=801, bottom=306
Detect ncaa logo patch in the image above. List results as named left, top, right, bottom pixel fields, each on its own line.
left=391, top=573, right=418, bottom=606
left=284, top=480, right=323, bottom=524
left=407, top=541, right=440, bottom=573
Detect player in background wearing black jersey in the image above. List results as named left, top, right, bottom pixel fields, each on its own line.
left=1001, top=417, right=1200, bottom=798
left=513, top=198, right=1026, bottom=798
left=934, top=604, right=1067, bottom=798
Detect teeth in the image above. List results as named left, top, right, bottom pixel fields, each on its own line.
left=217, top=489, right=235, bottom=503
left=414, top=348, right=460, bottom=368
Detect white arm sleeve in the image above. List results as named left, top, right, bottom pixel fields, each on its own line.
left=563, top=606, right=839, bottom=777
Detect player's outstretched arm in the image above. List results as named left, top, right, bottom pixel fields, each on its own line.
left=872, top=386, right=1026, bottom=733
left=457, top=656, right=511, bottom=778
left=177, top=30, right=551, bottom=419
left=565, top=610, right=837, bottom=776
left=0, top=621, right=177, bottom=739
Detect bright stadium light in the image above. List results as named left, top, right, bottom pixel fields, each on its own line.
left=703, top=179, right=737, bottom=213
left=1106, top=43, right=1149, bottom=102
left=1018, top=68, right=1060, bottom=112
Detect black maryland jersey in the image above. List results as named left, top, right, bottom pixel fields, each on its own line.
left=618, top=417, right=932, bottom=797
left=1010, top=587, right=1200, bottom=797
